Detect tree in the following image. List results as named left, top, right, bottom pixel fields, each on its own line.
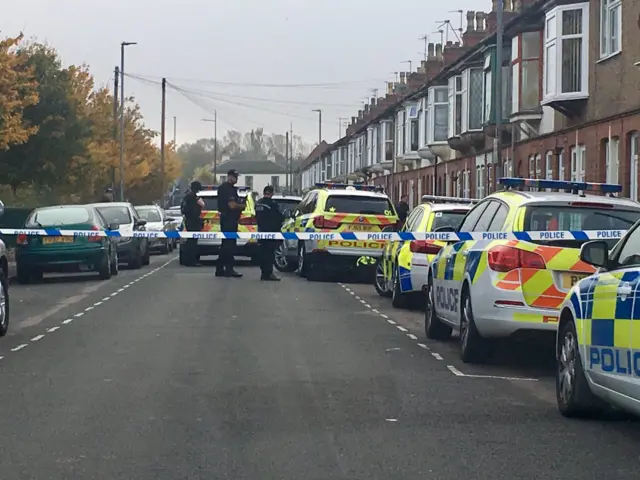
left=192, top=165, right=215, bottom=185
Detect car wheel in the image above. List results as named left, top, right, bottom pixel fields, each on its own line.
left=98, top=252, right=112, bottom=280
left=16, top=263, right=41, bottom=284
left=296, top=244, right=307, bottom=278
left=275, top=242, right=296, bottom=272
left=142, top=245, right=151, bottom=265
left=374, top=258, right=392, bottom=297
left=459, top=286, right=487, bottom=364
left=424, top=276, right=452, bottom=340
left=0, top=267, right=10, bottom=337
left=128, top=248, right=143, bottom=269
left=391, top=267, right=408, bottom=309
left=110, top=249, right=119, bottom=276
left=556, top=316, right=605, bottom=418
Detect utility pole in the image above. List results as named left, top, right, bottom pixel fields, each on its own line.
left=173, top=116, right=177, bottom=146
left=285, top=131, right=290, bottom=192
left=338, top=117, right=349, bottom=137
left=112, top=66, right=119, bottom=192
left=201, top=114, right=217, bottom=182
left=119, top=41, right=137, bottom=201
left=494, top=0, right=504, bottom=193
left=312, top=109, right=322, bottom=145
left=160, top=78, right=166, bottom=206
left=289, top=123, right=294, bottom=191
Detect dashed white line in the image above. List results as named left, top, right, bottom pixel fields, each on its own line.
left=431, top=352, right=443, bottom=361
left=74, top=312, right=84, bottom=317
left=84, top=306, right=94, bottom=312
left=417, top=343, right=429, bottom=350
left=117, top=288, right=125, bottom=293
left=110, top=292, right=118, bottom=297
left=396, top=326, right=408, bottom=332
left=102, top=297, right=111, bottom=302
left=386, top=319, right=396, bottom=325
left=30, top=335, right=45, bottom=342
left=372, top=309, right=379, bottom=313
left=11, top=344, right=28, bottom=352
left=93, top=301, right=103, bottom=307
left=407, top=333, right=418, bottom=340
left=447, top=365, right=465, bottom=376
left=349, top=291, right=355, bottom=295
left=47, top=326, right=60, bottom=333
left=380, top=314, right=389, bottom=319
left=385, top=418, right=398, bottom=422
left=354, top=296, right=361, bottom=300
left=62, top=319, right=73, bottom=324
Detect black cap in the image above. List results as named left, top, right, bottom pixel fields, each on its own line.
left=227, top=169, right=240, bottom=177
left=263, top=185, right=274, bottom=194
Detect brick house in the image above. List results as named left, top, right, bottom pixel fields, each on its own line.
left=299, top=0, right=639, bottom=206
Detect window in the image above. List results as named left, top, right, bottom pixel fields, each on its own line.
left=384, top=121, right=394, bottom=161
left=529, top=155, right=535, bottom=177
left=95, top=206, right=132, bottom=225
left=271, top=176, right=280, bottom=188
left=543, top=3, right=589, bottom=103
left=28, top=206, right=92, bottom=227
left=463, top=170, right=470, bottom=198
left=367, top=128, right=374, bottom=166
left=570, top=144, right=586, bottom=181
left=600, top=0, right=621, bottom=58
left=535, top=154, right=542, bottom=179
left=545, top=151, right=554, bottom=180
left=476, top=163, right=486, bottom=199
left=459, top=202, right=490, bottom=231
left=472, top=201, right=501, bottom=232
left=630, top=133, right=639, bottom=201
left=376, top=124, right=383, bottom=163
left=136, top=207, right=163, bottom=222
left=220, top=175, right=227, bottom=183
left=245, top=175, right=254, bottom=190
left=324, top=195, right=394, bottom=215
left=488, top=203, right=509, bottom=231
left=407, top=103, right=419, bottom=151
left=466, top=68, right=484, bottom=131
left=426, top=87, right=449, bottom=144
left=396, top=110, right=404, bottom=156
left=617, top=223, right=640, bottom=267
left=512, top=32, right=542, bottom=113
left=558, top=148, right=565, bottom=180
left=604, top=137, right=620, bottom=184
left=448, top=75, right=464, bottom=137
left=432, top=210, right=468, bottom=230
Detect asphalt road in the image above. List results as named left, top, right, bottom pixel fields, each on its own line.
left=0, top=256, right=639, bottom=479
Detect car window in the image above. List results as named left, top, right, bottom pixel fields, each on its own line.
left=96, top=206, right=132, bottom=225
left=458, top=202, right=489, bottom=231
left=407, top=208, right=425, bottom=232
left=274, top=199, right=300, bottom=212
left=431, top=210, right=468, bottom=231
left=472, top=201, right=501, bottom=232
left=324, top=195, right=393, bottom=215
left=487, top=203, right=509, bottom=231
left=403, top=207, right=422, bottom=232
left=615, top=223, right=640, bottom=267
left=27, top=207, right=91, bottom=227
left=136, top=208, right=163, bottom=222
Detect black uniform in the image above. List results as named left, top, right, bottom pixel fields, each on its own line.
left=181, top=190, right=203, bottom=265
left=395, top=201, right=409, bottom=224
left=255, top=196, right=284, bottom=278
left=216, top=182, right=243, bottom=275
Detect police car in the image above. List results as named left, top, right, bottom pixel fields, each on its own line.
left=375, top=195, right=474, bottom=308
left=279, top=183, right=398, bottom=281
left=557, top=222, right=640, bottom=417
left=424, top=178, right=640, bottom=363
left=270, top=195, right=302, bottom=272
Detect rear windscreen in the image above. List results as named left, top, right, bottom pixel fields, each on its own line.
left=136, top=208, right=162, bottom=222
left=27, top=207, right=91, bottom=227
left=96, top=206, right=132, bottom=226
left=525, top=206, right=640, bottom=248
left=274, top=199, right=300, bottom=212
left=324, top=195, right=394, bottom=215
left=432, top=211, right=467, bottom=230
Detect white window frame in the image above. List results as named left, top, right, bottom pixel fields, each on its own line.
left=600, top=0, right=622, bottom=59
left=395, top=110, right=404, bottom=156
left=542, top=3, right=589, bottom=104
left=545, top=151, right=554, bottom=180
left=367, top=127, right=374, bottom=166
left=630, top=133, right=639, bottom=202
left=448, top=75, right=464, bottom=138
left=604, top=136, right=619, bottom=184
left=570, top=144, right=586, bottom=181
left=529, top=155, right=535, bottom=177
left=482, top=53, right=492, bottom=124
left=535, top=153, right=542, bottom=179
left=383, top=120, right=394, bottom=162
left=464, top=67, right=483, bottom=132
left=463, top=170, right=470, bottom=198
left=406, top=102, right=419, bottom=152
left=427, top=86, right=449, bottom=144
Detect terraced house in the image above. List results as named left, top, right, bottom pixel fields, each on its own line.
left=299, top=0, right=639, bottom=205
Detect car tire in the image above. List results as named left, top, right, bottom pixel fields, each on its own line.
left=160, top=241, right=169, bottom=255
left=391, top=267, right=408, bottom=309
left=129, top=249, right=143, bottom=269
left=16, top=264, right=41, bottom=284
left=374, top=258, right=392, bottom=298
left=98, top=252, right=112, bottom=280
left=274, top=242, right=296, bottom=272
left=459, top=286, right=487, bottom=364
left=424, top=276, right=452, bottom=340
left=110, top=249, right=119, bottom=276
left=556, top=316, right=605, bottom=418
left=296, top=243, right=308, bottom=278
left=142, top=245, right=151, bottom=266
left=0, top=267, right=10, bottom=337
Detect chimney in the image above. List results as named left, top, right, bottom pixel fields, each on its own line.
left=399, top=72, right=406, bottom=84
left=435, top=43, right=443, bottom=61
left=351, top=116, right=357, bottom=124
left=221, top=154, right=230, bottom=163
left=475, top=12, right=486, bottom=31
left=418, top=61, right=426, bottom=74
left=443, top=41, right=465, bottom=66
left=386, top=82, right=394, bottom=95
left=364, top=104, right=370, bottom=114
left=466, top=11, right=475, bottom=31
left=358, top=109, right=364, bottom=119
left=428, top=42, right=436, bottom=60
left=267, top=153, right=276, bottom=163
left=370, top=97, right=377, bottom=107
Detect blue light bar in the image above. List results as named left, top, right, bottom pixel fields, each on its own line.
left=421, top=195, right=477, bottom=205
left=314, top=182, right=379, bottom=191
left=498, top=177, right=622, bottom=194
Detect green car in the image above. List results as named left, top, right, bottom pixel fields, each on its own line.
left=15, top=205, right=119, bottom=284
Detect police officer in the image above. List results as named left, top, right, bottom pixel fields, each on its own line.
left=101, top=187, right=114, bottom=202
left=181, top=181, right=205, bottom=266
left=216, top=169, right=245, bottom=278
left=255, top=185, right=284, bottom=281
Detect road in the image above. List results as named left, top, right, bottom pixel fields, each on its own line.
left=0, top=255, right=639, bottom=479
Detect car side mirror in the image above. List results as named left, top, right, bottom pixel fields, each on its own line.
left=580, top=240, right=609, bottom=268
left=434, top=226, right=456, bottom=233
left=135, top=219, right=147, bottom=228
left=0, top=201, right=5, bottom=218
left=165, top=217, right=176, bottom=222
left=108, top=223, right=120, bottom=231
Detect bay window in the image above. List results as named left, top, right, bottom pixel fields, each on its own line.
left=348, top=141, right=355, bottom=173
left=376, top=123, right=383, bottom=163
left=600, top=0, right=621, bottom=58
left=396, top=110, right=405, bottom=156
left=465, top=68, right=484, bottom=131
left=448, top=75, right=464, bottom=137
left=483, top=55, right=492, bottom=123
left=512, top=31, right=542, bottom=113
left=383, top=121, right=394, bottom=161
left=426, top=86, right=449, bottom=144
left=483, top=48, right=513, bottom=124
left=406, top=103, right=420, bottom=152
left=543, top=3, right=589, bottom=103
left=367, top=127, right=374, bottom=166
left=340, top=146, right=346, bottom=176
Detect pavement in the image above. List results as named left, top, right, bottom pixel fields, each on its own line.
left=0, top=254, right=639, bottom=479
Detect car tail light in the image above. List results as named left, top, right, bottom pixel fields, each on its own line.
left=487, top=245, right=546, bottom=272
left=410, top=240, right=442, bottom=255
left=88, top=225, right=102, bottom=242
left=16, top=233, right=28, bottom=245
left=239, top=215, right=256, bottom=225
left=313, top=216, right=340, bottom=229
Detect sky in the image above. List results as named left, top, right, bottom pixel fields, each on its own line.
left=4, top=0, right=488, bottom=148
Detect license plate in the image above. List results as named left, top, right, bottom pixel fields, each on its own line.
left=562, top=273, right=588, bottom=289
left=43, top=236, right=74, bottom=245
left=347, top=224, right=375, bottom=232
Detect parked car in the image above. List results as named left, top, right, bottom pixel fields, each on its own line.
left=15, top=204, right=119, bottom=283
left=135, top=204, right=176, bottom=254
left=88, top=202, right=150, bottom=269
left=0, top=200, right=10, bottom=337
left=164, top=207, right=182, bottom=249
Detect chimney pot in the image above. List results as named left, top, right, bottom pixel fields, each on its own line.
left=351, top=116, right=357, bottom=124
left=364, top=104, right=369, bottom=114
left=399, top=72, right=406, bottom=84
left=370, top=97, right=376, bottom=107
left=428, top=42, right=435, bottom=59
left=358, top=110, right=363, bottom=119
left=435, top=43, right=443, bottom=60
left=466, top=11, right=475, bottom=31
left=453, top=41, right=461, bottom=47
left=475, top=12, right=485, bottom=31
left=386, top=82, right=393, bottom=95
left=446, top=40, right=453, bottom=47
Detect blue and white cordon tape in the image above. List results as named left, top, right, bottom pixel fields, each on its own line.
left=1, top=228, right=627, bottom=242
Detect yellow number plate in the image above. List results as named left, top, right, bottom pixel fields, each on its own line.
left=347, top=224, right=375, bottom=232
left=43, top=236, right=74, bottom=244
left=562, top=273, right=588, bottom=289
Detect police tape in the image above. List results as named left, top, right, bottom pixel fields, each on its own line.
left=0, top=228, right=628, bottom=241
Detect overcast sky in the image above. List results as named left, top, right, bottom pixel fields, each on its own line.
left=5, top=0, right=488, bottom=147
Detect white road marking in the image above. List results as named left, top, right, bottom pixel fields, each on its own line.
left=11, top=344, right=28, bottom=352
left=407, top=333, right=418, bottom=340
left=385, top=418, right=398, bottom=422
left=117, top=288, right=125, bottom=293
left=396, top=326, right=408, bottom=332
left=359, top=299, right=367, bottom=304
left=380, top=314, right=389, bottom=319
left=385, top=348, right=401, bottom=352
left=447, top=365, right=465, bottom=376
left=93, top=301, right=103, bottom=307
left=110, top=292, right=118, bottom=297
left=47, top=326, right=60, bottom=333
left=355, top=296, right=361, bottom=300
left=431, top=353, right=443, bottom=360
left=417, top=343, right=429, bottom=350
left=74, top=312, right=84, bottom=317
left=85, top=306, right=94, bottom=312
left=386, top=319, right=396, bottom=325
left=30, top=335, right=45, bottom=342
left=363, top=303, right=371, bottom=308
left=349, top=292, right=355, bottom=295
left=102, top=297, right=111, bottom=302
left=62, top=319, right=73, bottom=324
left=372, top=309, right=379, bottom=313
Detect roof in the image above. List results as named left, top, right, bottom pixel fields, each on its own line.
left=218, top=158, right=286, bottom=175
left=488, top=190, right=640, bottom=209
left=318, top=188, right=391, bottom=199
left=299, top=141, right=331, bottom=170
left=429, top=204, right=473, bottom=212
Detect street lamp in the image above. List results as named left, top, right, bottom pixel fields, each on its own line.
left=202, top=114, right=217, bottom=182
left=119, top=41, right=137, bottom=201
left=312, top=109, right=322, bottom=145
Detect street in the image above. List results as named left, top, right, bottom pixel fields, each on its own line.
left=1, top=256, right=639, bottom=479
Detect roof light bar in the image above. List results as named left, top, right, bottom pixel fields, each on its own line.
left=314, top=182, right=381, bottom=192
left=421, top=195, right=478, bottom=205
left=498, top=177, right=622, bottom=195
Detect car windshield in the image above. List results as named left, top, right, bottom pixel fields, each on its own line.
left=26, top=207, right=91, bottom=227
left=274, top=199, right=300, bottom=212
left=96, top=206, right=132, bottom=226
left=524, top=205, right=640, bottom=249
left=324, top=195, right=394, bottom=215
left=136, top=207, right=162, bottom=222
left=431, top=210, right=468, bottom=231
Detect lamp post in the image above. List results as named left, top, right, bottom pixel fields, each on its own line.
left=202, top=114, right=217, bottom=182
left=119, top=41, right=137, bottom=201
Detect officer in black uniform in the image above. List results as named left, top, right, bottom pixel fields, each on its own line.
left=255, top=185, right=284, bottom=281
left=216, top=169, right=245, bottom=278
left=180, top=181, right=204, bottom=266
